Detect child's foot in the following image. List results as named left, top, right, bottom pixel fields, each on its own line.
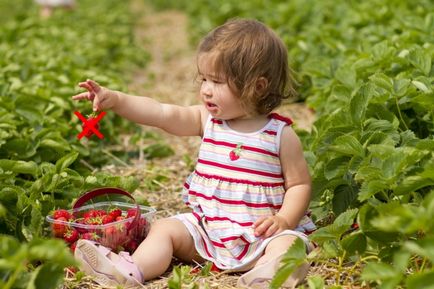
left=74, top=239, right=144, bottom=288
left=237, top=252, right=310, bottom=289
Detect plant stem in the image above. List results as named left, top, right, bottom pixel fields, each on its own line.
left=394, top=95, right=409, bottom=131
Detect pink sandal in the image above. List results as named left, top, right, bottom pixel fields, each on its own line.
left=74, top=239, right=144, bottom=288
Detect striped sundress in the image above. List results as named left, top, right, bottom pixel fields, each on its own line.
left=173, top=113, right=316, bottom=270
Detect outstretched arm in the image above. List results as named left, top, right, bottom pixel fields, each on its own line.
left=253, top=126, right=311, bottom=238
left=72, top=79, right=209, bottom=137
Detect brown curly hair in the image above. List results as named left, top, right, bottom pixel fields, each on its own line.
left=197, top=18, right=296, bottom=116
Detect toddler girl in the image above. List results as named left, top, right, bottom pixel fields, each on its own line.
left=72, top=18, right=316, bottom=288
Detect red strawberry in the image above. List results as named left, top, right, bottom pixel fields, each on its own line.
left=102, top=214, right=115, bottom=224
left=52, top=217, right=68, bottom=237
left=63, top=229, right=79, bottom=243
left=83, top=209, right=99, bottom=219
left=94, top=209, right=107, bottom=217
left=127, top=208, right=139, bottom=218
left=70, top=242, right=77, bottom=253
left=109, top=208, right=122, bottom=219
left=53, top=209, right=71, bottom=220
left=229, top=144, right=242, bottom=161
left=124, top=240, right=138, bottom=252
left=81, top=232, right=100, bottom=241
left=82, top=117, right=100, bottom=138
left=115, top=216, right=125, bottom=222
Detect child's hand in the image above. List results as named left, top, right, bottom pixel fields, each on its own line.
left=72, top=79, right=118, bottom=112
left=253, top=214, right=290, bottom=238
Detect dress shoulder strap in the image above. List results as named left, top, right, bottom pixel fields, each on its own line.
left=268, top=113, right=293, bottom=126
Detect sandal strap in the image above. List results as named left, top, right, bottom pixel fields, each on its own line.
left=119, top=251, right=133, bottom=262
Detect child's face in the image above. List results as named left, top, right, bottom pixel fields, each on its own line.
left=197, top=53, right=247, bottom=120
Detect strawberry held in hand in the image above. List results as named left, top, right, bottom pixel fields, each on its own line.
left=82, top=112, right=100, bottom=138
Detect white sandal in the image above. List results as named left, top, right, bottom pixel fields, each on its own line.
left=237, top=252, right=310, bottom=289
left=74, top=239, right=144, bottom=288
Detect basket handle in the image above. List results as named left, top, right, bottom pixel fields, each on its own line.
left=72, top=187, right=141, bottom=233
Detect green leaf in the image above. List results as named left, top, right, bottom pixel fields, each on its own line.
left=392, top=78, right=410, bottom=97
left=0, top=159, right=39, bottom=176
left=404, top=237, right=434, bottom=262
left=412, top=80, right=430, bottom=93
left=358, top=204, right=398, bottom=243
left=369, top=73, right=392, bottom=92
left=39, top=139, right=69, bottom=153
left=335, top=64, right=356, bottom=88
left=270, top=238, right=307, bottom=289
left=395, top=176, right=434, bottom=195
left=324, top=157, right=349, bottom=180
left=55, top=151, right=79, bottom=173
left=406, top=270, right=434, bottom=289
left=350, top=84, right=372, bottom=125
left=408, top=48, right=432, bottom=76
left=329, top=135, right=364, bottom=157
left=307, top=275, right=325, bottom=289
left=361, top=262, right=402, bottom=288
left=358, top=180, right=388, bottom=201
left=30, top=263, right=65, bottom=289
left=310, top=209, right=357, bottom=243
left=341, top=231, right=367, bottom=256
left=332, top=184, right=358, bottom=216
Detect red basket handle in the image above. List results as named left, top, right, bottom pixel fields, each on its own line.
left=72, top=187, right=141, bottom=233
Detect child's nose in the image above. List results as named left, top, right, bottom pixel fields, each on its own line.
left=201, top=82, right=213, bottom=97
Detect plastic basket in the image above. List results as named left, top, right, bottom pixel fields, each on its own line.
left=46, top=187, right=156, bottom=253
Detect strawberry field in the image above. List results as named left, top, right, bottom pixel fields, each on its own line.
left=1, top=0, right=433, bottom=288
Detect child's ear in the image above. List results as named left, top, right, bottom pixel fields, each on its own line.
left=255, top=77, right=268, bottom=95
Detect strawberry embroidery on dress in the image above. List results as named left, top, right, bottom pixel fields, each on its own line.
left=229, top=143, right=242, bottom=161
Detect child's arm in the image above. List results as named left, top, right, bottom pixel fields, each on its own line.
left=72, top=79, right=208, bottom=137
left=253, top=126, right=312, bottom=238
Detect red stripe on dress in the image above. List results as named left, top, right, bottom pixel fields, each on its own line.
left=211, top=118, right=223, bottom=124
left=268, top=113, right=293, bottom=125
left=203, top=138, right=278, bottom=157
left=192, top=212, right=201, bottom=222
left=236, top=243, right=250, bottom=260
left=263, top=130, right=277, bottom=135
left=211, top=240, right=226, bottom=248
left=188, top=190, right=282, bottom=209
left=220, top=235, right=250, bottom=244
left=198, top=159, right=283, bottom=179
left=202, top=238, right=213, bottom=258
left=195, top=170, right=284, bottom=187
left=205, top=215, right=253, bottom=227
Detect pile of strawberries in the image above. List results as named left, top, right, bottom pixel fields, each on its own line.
left=50, top=207, right=149, bottom=254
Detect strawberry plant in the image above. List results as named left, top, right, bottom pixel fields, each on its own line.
left=0, top=0, right=156, bottom=288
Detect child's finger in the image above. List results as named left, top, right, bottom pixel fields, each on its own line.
left=86, top=79, right=101, bottom=93
left=72, top=92, right=91, bottom=100
left=253, top=216, right=267, bottom=228
left=92, top=95, right=101, bottom=111
left=263, top=223, right=278, bottom=238
left=78, top=82, right=93, bottom=92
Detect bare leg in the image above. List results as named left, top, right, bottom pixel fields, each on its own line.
left=132, top=218, right=205, bottom=280
left=254, top=234, right=297, bottom=267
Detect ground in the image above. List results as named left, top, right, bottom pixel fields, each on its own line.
left=66, top=1, right=317, bottom=288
